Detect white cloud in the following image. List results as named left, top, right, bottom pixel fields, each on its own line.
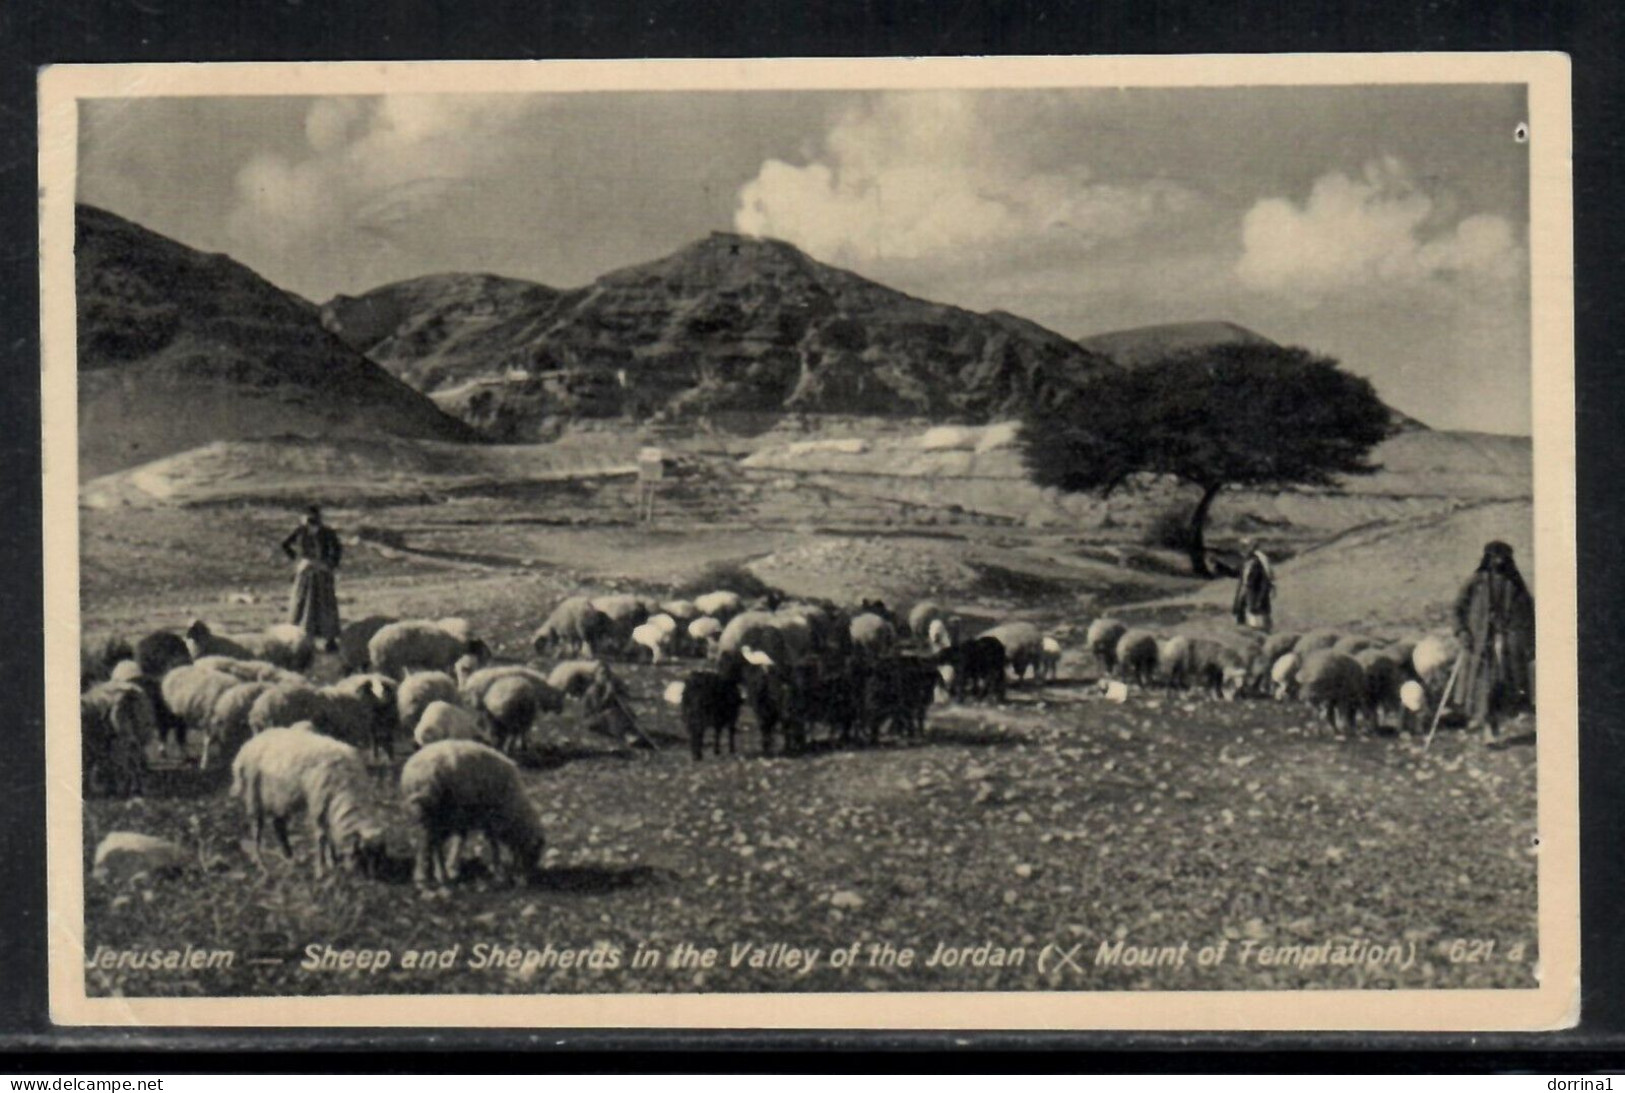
left=227, top=94, right=543, bottom=269
left=1236, top=156, right=1523, bottom=299
left=733, top=92, right=1198, bottom=267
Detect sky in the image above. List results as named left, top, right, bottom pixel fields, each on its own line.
left=77, top=85, right=1533, bottom=433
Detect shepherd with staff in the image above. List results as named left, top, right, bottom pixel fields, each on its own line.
left=1448, top=539, right=1536, bottom=740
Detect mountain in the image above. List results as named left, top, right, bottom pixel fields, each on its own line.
left=322, top=232, right=1117, bottom=438
left=76, top=205, right=476, bottom=477
left=1077, top=320, right=1427, bottom=431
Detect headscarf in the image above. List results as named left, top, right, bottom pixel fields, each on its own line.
left=1476, top=540, right=1529, bottom=600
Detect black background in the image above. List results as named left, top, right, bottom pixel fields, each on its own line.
left=1, top=0, right=1622, bottom=1071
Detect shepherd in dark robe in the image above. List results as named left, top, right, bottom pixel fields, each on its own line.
left=282, top=504, right=343, bottom=650
left=1232, top=538, right=1275, bottom=633
left=1450, top=540, right=1535, bottom=735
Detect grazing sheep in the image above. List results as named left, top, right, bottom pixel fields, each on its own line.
left=1298, top=650, right=1367, bottom=732
left=688, top=616, right=723, bottom=655
left=339, top=615, right=397, bottom=673
left=1400, top=680, right=1428, bottom=731
left=160, top=665, right=241, bottom=762
left=1114, top=630, right=1160, bottom=687
left=186, top=620, right=314, bottom=673
left=693, top=590, right=744, bottom=623
left=719, top=611, right=791, bottom=665
left=81, top=635, right=134, bottom=691
left=1411, top=633, right=1463, bottom=695
left=787, top=659, right=863, bottom=746
left=397, top=671, right=459, bottom=739
left=81, top=681, right=155, bottom=796
left=546, top=659, right=613, bottom=699
left=1332, top=634, right=1378, bottom=658
left=1246, top=631, right=1302, bottom=695
left=413, top=700, right=488, bottom=749
left=682, top=652, right=747, bottom=761
left=1086, top=618, right=1128, bottom=678
left=589, top=594, right=651, bottom=655
left=630, top=620, right=674, bottom=664
left=319, top=674, right=400, bottom=758
left=1190, top=638, right=1250, bottom=700
left=742, top=660, right=797, bottom=755
left=192, top=655, right=303, bottom=685
left=1355, top=648, right=1404, bottom=730
left=368, top=619, right=481, bottom=679
left=936, top=637, right=1008, bottom=703
left=1387, top=637, right=1419, bottom=675
left=1155, top=635, right=1195, bottom=689
left=926, top=618, right=955, bottom=654
left=1035, top=636, right=1063, bottom=681
left=434, top=617, right=475, bottom=646
left=532, top=597, right=612, bottom=658
left=779, top=602, right=838, bottom=652
left=849, top=613, right=899, bottom=658
left=477, top=675, right=545, bottom=755
left=646, top=612, right=679, bottom=636
left=1270, top=652, right=1303, bottom=700
left=906, top=601, right=945, bottom=640
left=400, top=739, right=546, bottom=886
left=982, top=622, right=1043, bottom=680
left=457, top=665, right=564, bottom=713
left=659, top=599, right=699, bottom=625
left=206, top=680, right=275, bottom=771
left=134, top=631, right=192, bottom=677
left=1293, top=630, right=1342, bottom=657
left=246, top=684, right=328, bottom=739
left=231, top=725, right=387, bottom=878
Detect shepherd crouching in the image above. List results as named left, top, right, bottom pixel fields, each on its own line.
left=282, top=504, right=343, bottom=653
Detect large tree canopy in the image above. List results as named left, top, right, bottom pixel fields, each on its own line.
left=1019, top=343, right=1396, bottom=576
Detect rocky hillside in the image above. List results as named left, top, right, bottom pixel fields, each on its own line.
left=76, top=205, right=476, bottom=477
left=321, top=232, right=1117, bottom=438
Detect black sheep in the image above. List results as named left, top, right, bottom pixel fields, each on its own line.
left=937, top=637, right=1008, bottom=703
left=789, top=659, right=861, bottom=747
left=743, top=661, right=796, bottom=756
left=681, top=651, right=746, bottom=762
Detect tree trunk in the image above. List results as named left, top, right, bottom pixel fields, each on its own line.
left=1187, top=483, right=1223, bottom=577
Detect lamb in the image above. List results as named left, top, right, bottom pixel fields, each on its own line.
left=397, top=671, right=459, bottom=739
left=1155, top=634, right=1194, bottom=689
left=134, top=630, right=192, bottom=677
left=688, top=616, right=723, bottom=655
left=160, top=665, right=241, bottom=763
left=81, top=681, right=155, bottom=797
left=185, top=620, right=314, bottom=673
left=339, top=615, right=397, bottom=673
left=693, top=590, right=744, bottom=623
left=1270, top=652, right=1303, bottom=700
left=906, top=601, right=945, bottom=641
left=719, top=611, right=791, bottom=665
left=630, top=620, right=674, bottom=664
left=532, top=597, right=612, bottom=658
left=1114, top=629, right=1160, bottom=687
left=848, top=613, right=898, bottom=658
left=1292, top=630, right=1342, bottom=657
left=400, top=739, right=546, bottom=886
left=413, top=700, right=489, bottom=749
left=681, top=651, right=747, bottom=761
left=231, top=725, right=387, bottom=878
left=1036, top=636, right=1063, bottom=681
left=1297, top=650, right=1368, bottom=732
left=982, top=622, right=1043, bottom=680
left=1354, top=648, right=1404, bottom=730
left=936, top=636, right=1007, bottom=702
left=1086, top=618, right=1128, bottom=678
left=368, top=618, right=482, bottom=679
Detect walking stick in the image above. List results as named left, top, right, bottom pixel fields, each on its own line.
left=1423, top=649, right=1468, bottom=753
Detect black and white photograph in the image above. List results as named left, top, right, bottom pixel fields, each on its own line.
left=39, top=56, right=1577, bottom=1029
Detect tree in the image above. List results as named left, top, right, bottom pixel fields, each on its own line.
left=1018, top=343, right=1396, bottom=577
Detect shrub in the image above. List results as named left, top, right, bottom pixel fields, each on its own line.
left=673, top=561, right=781, bottom=601
left=1143, top=504, right=1199, bottom=554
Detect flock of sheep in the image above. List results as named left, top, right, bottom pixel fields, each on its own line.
left=77, top=586, right=1460, bottom=887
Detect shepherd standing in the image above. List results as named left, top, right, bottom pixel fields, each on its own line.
left=1450, top=539, right=1535, bottom=737
left=1232, top=537, right=1276, bottom=633
left=282, top=504, right=343, bottom=652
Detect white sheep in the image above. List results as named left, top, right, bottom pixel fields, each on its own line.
left=848, top=612, right=897, bottom=657
left=630, top=621, right=674, bottom=664
left=693, top=590, right=744, bottom=623
left=81, top=681, right=156, bottom=796
left=230, top=724, right=387, bottom=878
left=927, top=618, right=955, bottom=654
left=1155, top=634, right=1194, bottom=689
left=186, top=620, right=314, bottom=673
left=546, top=659, right=612, bottom=699
left=1114, top=629, right=1159, bottom=686
left=160, top=665, right=241, bottom=762
left=720, top=611, right=790, bottom=664
left=1270, top=652, right=1303, bottom=700
left=400, top=739, right=547, bottom=886
left=413, top=700, right=489, bottom=749
left=590, top=594, right=651, bottom=654
left=982, top=621, right=1043, bottom=680
left=1086, top=618, right=1128, bottom=677
left=1411, top=633, right=1463, bottom=695
left=907, top=601, right=945, bottom=640
left=109, top=659, right=144, bottom=684
left=246, top=683, right=328, bottom=738
left=457, top=664, right=564, bottom=714
left=338, top=615, right=397, bottom=673
left=206, top=680, right=275, bottom=770
left=192, top=655, right=303, bottom=685
left=532, top=597, right=611, bottom=658
left=396, top=671, right=460, bottom=739
left=688, top=616, right=723, bottom=656
left=1037, top=636, right=1063, bottom=681
left=1292, top=629, right=1342, bottom=657
left=368, top=619, right=480, bottom=680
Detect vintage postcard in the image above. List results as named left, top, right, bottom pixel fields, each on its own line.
left=40, top=54, right=1576, bottom=1031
